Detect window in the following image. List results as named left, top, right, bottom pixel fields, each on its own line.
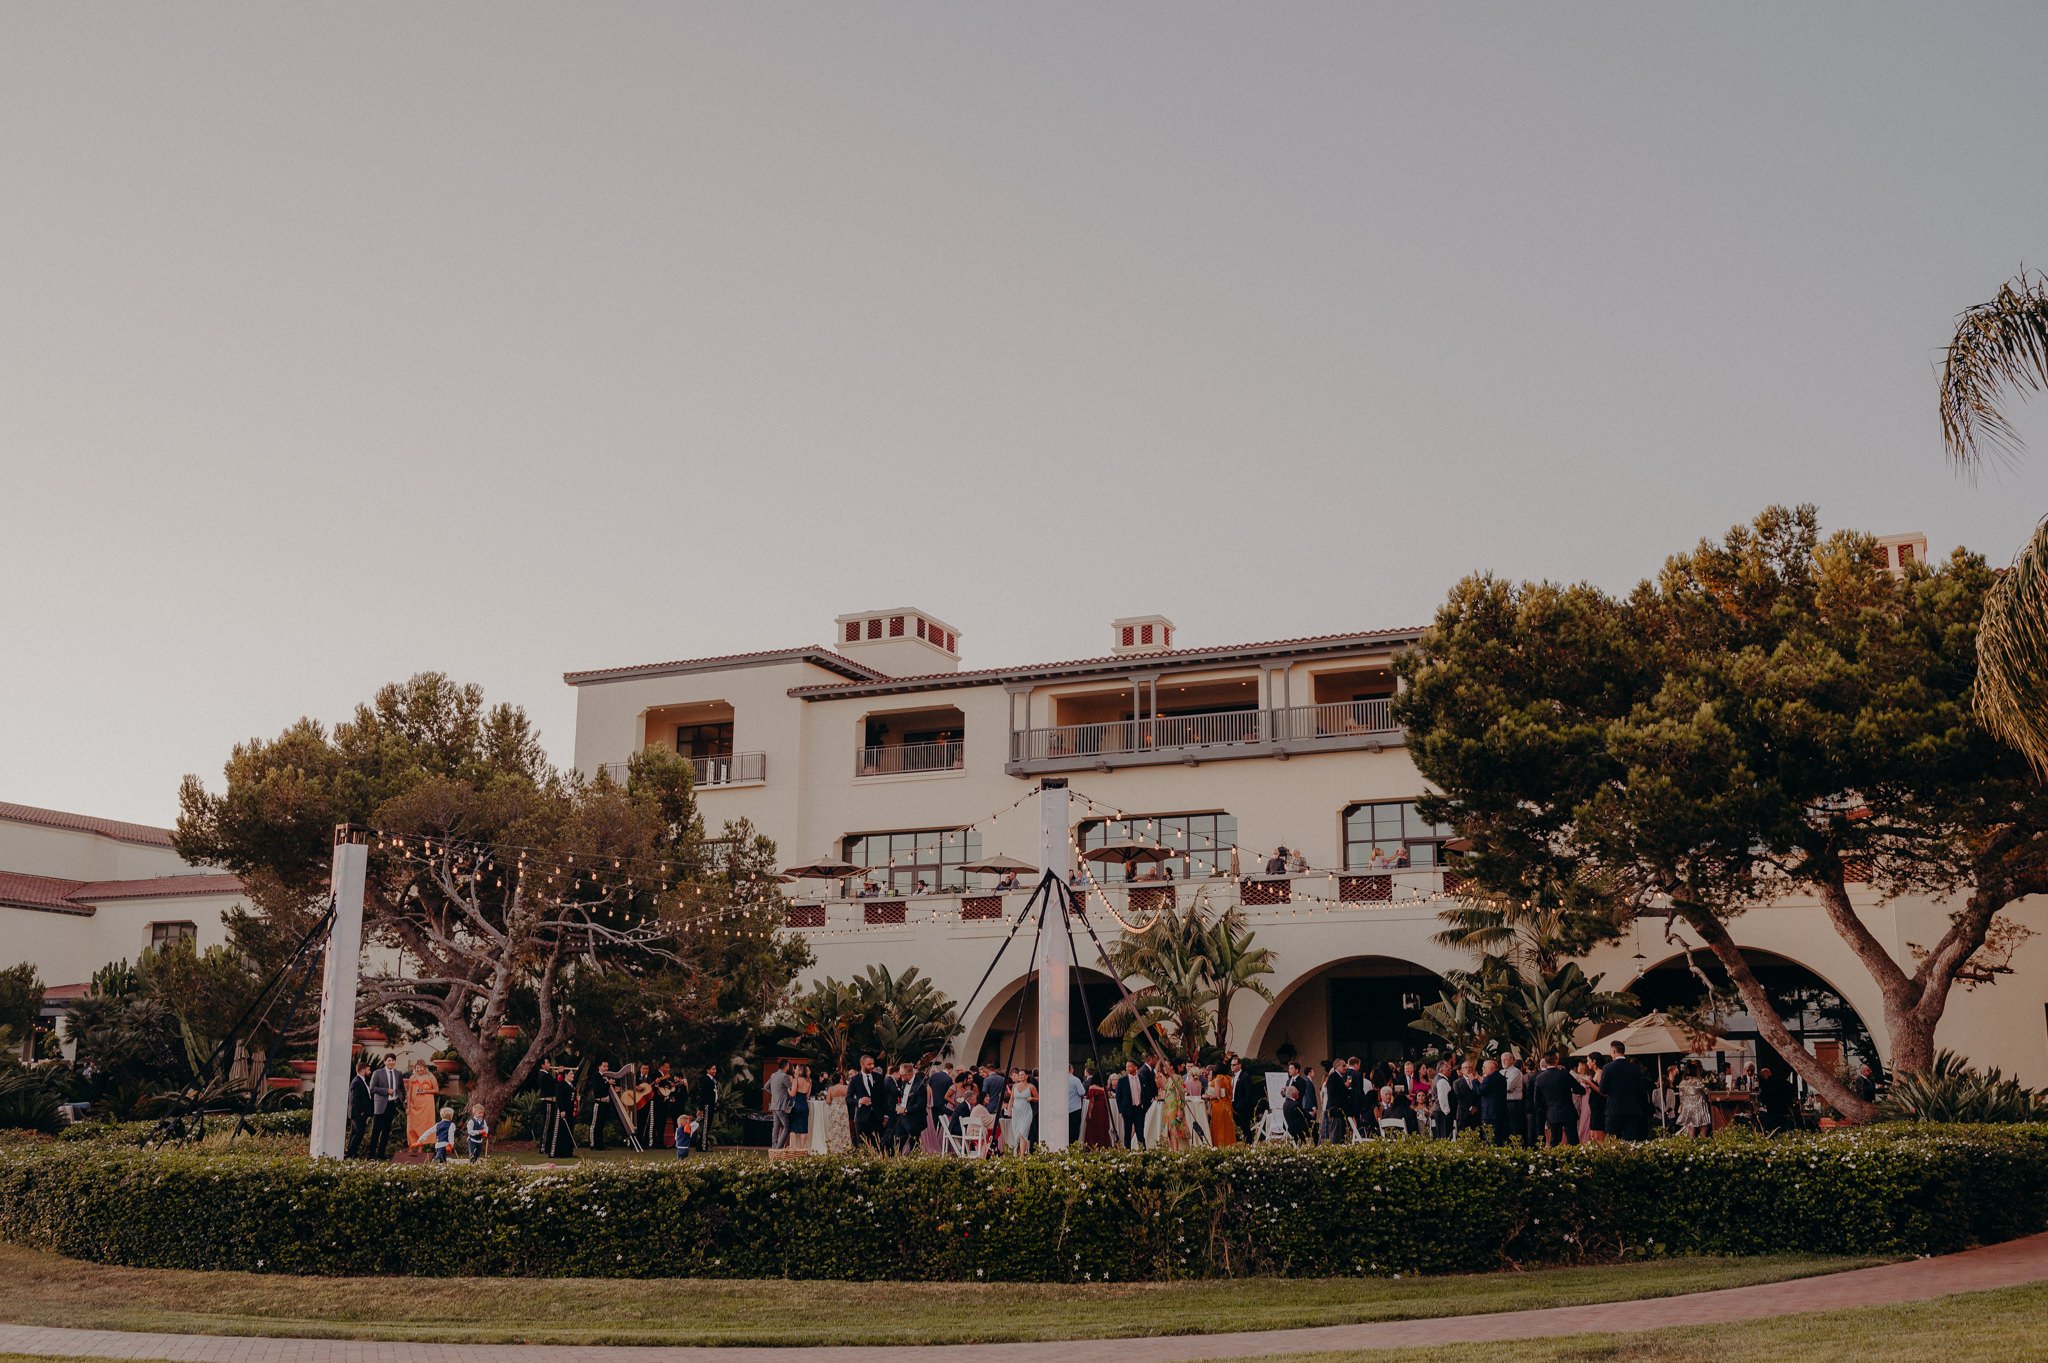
left=843, top=827, right=982, bottom=893
left=1343, top=800, right=1452, bottom=869
left=149, top=921, right=197, bottom=950
left=1078, top=812, right=1235, bottom=882
left=674, top=722, right=734, bottom=760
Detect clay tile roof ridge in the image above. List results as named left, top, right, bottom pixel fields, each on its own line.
left=0, top=801, right=176, bottom=848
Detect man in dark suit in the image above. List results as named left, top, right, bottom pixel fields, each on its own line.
left=691, top=1063, right=720, bottom=1149
left=896, top=1060, right=928, bottom=1153
left=1530, top=1052, right=1582, bottom=1146
left=1229, top=1057, right=1258, bottom=1141
left=1756, top=1065, right=1797, bottom=1133
left=1601, top=1041, right=1650, bottom=1141
left=1280, top=1062, right=1310, bottom=1140
left=366, top=1053, right=403, bottom=1158
left=1323, top=1060, right=1352, bottom=1142
left=1478, top=1058, right=1508, bottom=1142
left=847, top=1054, right=887, bottom=1149
left=345, top=1058, right=373, bottom=1158
left=1115, top=1059, right=1151, bottom=1147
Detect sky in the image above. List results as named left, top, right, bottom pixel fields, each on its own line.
left=6, top=4, right=2048, bottom=827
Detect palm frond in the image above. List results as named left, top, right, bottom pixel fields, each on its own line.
left=1976, top=517, right=2048, bottom=774
left=1940, top=270, right=2048, bottom=473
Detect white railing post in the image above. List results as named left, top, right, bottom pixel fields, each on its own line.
left=309, top=825, right=369, bottom=1160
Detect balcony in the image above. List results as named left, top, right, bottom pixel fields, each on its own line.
left=782, top=866, right=1456, bottom=934
left=599, top=751, right=767, bottom=788
left=856, top=740, right=965, bottom=778
left=1007, top=698, right=1397, bottom=774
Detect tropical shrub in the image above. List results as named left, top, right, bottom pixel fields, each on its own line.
left=1883, top=1050, right=2047, bottom=1124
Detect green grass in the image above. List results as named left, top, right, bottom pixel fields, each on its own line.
left=1, top=1283, right=2044, bottom=1362
left=1228, top=1281, right=2048, bottom=1362
left=0, top=1242, right=1874, bottom=1346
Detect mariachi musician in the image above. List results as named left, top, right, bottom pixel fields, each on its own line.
left=538, top=1062, right=579, bottom=1158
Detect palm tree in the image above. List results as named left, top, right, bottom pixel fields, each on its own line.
left=783, top=976, right=868, bottom=1072
left=1938, top=269, right=2048, bottom=770
left=1097, top=906, right=1218, bottom=1062
left=1200, top=902, right=1277, bottom=1053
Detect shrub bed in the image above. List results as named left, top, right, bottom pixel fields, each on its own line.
left=4, top=1127, right=2045, bottom=1281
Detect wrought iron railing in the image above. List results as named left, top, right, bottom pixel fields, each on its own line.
left=599, top=751, right=766, bottom=786
left=855, top=740, right=965, bottom=776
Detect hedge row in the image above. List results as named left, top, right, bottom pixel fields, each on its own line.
left=55, top=1110, right=314, bottom=1145
left=4, top=1127, right=2046, bottom=1281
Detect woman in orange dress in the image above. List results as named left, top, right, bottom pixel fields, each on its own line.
left=404, top=1060, right=442, bottom=1148
left=1207, top=1069, right=1237, bottom=1147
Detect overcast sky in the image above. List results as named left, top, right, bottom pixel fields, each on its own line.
left=7, top=4, right=2048, bottom=827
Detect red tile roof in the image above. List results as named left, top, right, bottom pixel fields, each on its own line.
left=563, top=645, right=887, bottom=687
left=70, top=874, right=244, bottom=901
left=0, top=871, right=93, bottom=913
left=0, top=869, right=243, bottom=915
left=786, top=627, right=1428, bottom=699
left=0, top=801, right=176, bottom=848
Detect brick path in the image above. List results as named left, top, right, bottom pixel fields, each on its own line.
left=3, top=1232, right=2045, bottom=1363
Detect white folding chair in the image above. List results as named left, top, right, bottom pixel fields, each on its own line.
left=938, top=1117, right=969, bottom=1156
left=1256, top=1108, right=1295, bottom=1144
left=1378, top=1117, right=1410, bottom=1138
left=962, top=1118, right=993, bottom=1157
left=1345, top=1116, right=1364, bottom=1143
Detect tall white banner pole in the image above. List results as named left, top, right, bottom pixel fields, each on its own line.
left=309, top=825, right=369, bottom=1159
left=1036, top=778, right=1072, bottom=1151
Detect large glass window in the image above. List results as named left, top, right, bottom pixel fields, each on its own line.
left=842, top=827, right=982, bottom=893
left=1077, top=812, right=1236, bottom=882
left=149, top=921, right=197, bottom=950
left=1343, top=800, right=1451, bottom=869
left=674, top=722, right=734, bottom=760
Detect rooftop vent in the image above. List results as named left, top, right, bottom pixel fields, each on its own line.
left=834, top=608, right=961, bottom=675
left=1112, top=615, right=1176, bottom=656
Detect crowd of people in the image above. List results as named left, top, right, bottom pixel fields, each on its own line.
left=748, top=1037, right=1800, bottom=1157
left=342, top=1038, right=1841, bottom=1164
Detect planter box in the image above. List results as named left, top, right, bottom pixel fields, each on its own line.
left=431, top=1060, right=463, bottom=1076
left=286, top=1061, right=319, bottom=1076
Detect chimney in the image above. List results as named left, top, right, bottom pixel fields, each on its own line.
left=833, top=608, right=961, bottom=675
left=1112, top=615, right=1176, bottom=656
left=1874, top=532, right=1929, bottom=576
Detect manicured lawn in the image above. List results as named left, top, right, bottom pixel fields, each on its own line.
left=0, top=1242, right=1873, bottom=1346
left=2, top=1283, right=2044, bottom=1361
left=1226, top=1281, right=2048, bottom=1362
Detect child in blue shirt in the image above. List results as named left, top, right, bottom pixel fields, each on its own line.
left=674, top=1113, right=695, bottom=1159
left=464, top=1109, right=489, bottom=1161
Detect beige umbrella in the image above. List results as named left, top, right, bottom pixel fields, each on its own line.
left=956, top=854, right=1038, bottom=875
left=1081, top=839, right=1172, bottom=867
left=1575, top=1011, right=1741, bottom=1057
left=779, top=856, right=867, bottom=881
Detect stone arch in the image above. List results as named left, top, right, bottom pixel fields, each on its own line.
left=1244, top=953, right=1451, bottom=1065
left=1623, top=945, right=1884, bottom=1071
left=956, top=964, right=1122, bottom=1071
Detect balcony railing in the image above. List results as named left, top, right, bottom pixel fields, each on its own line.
left=856, top=740, right=965, bottom=777
left=783, top=867, right=1457, bottom=933
left=599, top=751, right=766, bottom=787
left=1009, top=699, right=1397, bottom=768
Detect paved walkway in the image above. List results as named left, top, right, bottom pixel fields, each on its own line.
left=4, top=1232, right=2047, bottom=1362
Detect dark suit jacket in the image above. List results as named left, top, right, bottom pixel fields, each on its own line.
left=1530, top=1067, right=1580, bottom=1124
left=348, top=1074, right=372, bottom=1119
left=847, top=1070, right=886, bottom=1132
left=1231, top=1070, right=1258, bottom=1120
left=1478, top=1071, right=1507, bottom=1123
left=1600, top=1058, right=1648, bottom=1117
left=925, top=1069, right=953, bottom=1112
left=901, top=1074, right=928, bottom=1125
left=1115, top=1072, right=1149, bottom=1123
left=1758, top=1073, right=1796, bottom=1115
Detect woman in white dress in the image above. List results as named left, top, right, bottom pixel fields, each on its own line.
left=816, top=1071, right=854, bottom=1154
left=1003, top=1068, right=1035, bottom=1154
left=1676, top=1060, right=1713, bottom=1137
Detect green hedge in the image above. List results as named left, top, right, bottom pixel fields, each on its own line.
left=55, top=1109, right=314, bottom=1145
left=4, top=1127, right=2045, bottom=1281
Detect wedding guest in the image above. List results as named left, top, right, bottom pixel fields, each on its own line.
left=404, top=1060, right=441, bottom=1150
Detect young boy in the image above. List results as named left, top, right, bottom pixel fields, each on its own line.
left=673, top=1112, right=695, bottom=1160
left=464, top=1107, right=490, bottom=1161
left=416, top=1105, right=458, bottom=1162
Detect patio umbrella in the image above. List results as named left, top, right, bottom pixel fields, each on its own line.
left=956, top=854, right=1039, bottom=875
left=1574, top=1011, right=1741, bottom=1058
left=779, top=856, right=866, bottom=881
left=1081, top=839, right=1172, bottom=867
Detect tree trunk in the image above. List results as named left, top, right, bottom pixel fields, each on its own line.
left=1676, top=904, right=1878, bottom=1123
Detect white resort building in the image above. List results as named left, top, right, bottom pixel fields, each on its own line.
left=567, top=600, right=2048, bottom=1085
left=0, top=801, right=247, bottom=1040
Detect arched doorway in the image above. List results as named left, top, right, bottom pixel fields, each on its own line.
left=1627, top=947, right=1878, bottom=1074
left=962, top=968, right=1122, bottom=1071
left=1248, top=956, right=1446, bottom=1067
